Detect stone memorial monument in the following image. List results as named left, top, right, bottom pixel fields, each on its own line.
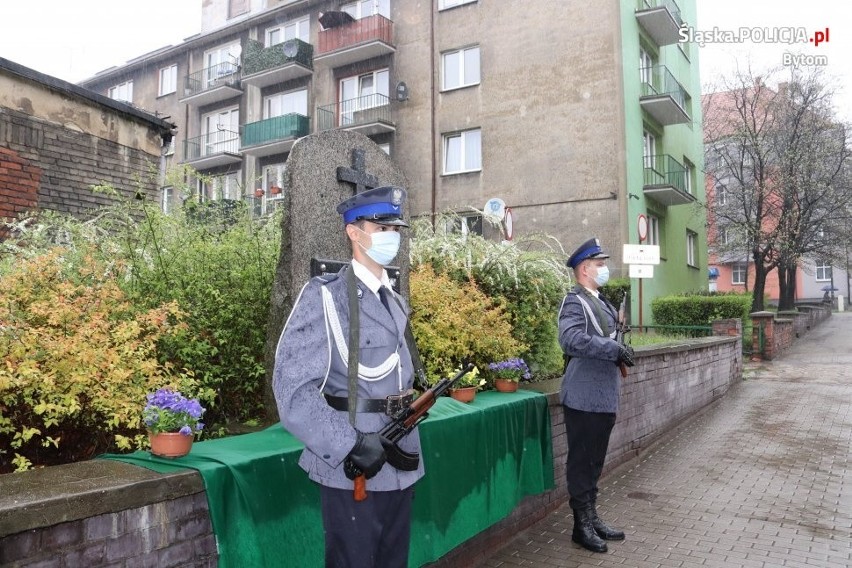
left=263, top=129, right=410, bottom=416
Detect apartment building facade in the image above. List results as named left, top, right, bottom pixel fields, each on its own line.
left=79, top=0, right=705, bottom=323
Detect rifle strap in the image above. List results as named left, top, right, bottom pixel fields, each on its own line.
left=346, top=266, right=359, bottom=427
left=576, top=286, right=612, bottom=337
left=388, top=292, right=430, bottom=392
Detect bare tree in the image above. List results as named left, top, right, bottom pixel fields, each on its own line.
left=704, top=68, right=785, bottom=312
left=704, top=66, right=852, bottom=312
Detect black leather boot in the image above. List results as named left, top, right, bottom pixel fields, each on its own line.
left=572, top=505, right=608, bottom=553
left=589, top=501, right=625, bottom=541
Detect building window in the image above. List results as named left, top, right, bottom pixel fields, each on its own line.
left=229, top=0, right=249, bottom=19
left=683, top=158, right=694, bottom=194
left=201, top=107, right=240, bottom=156
left=442, top=46, right=480, bottom=91
left=686, top=231, right=697, bottom=267
left=161, top=186, right=174, bottom=214
left=439, top=0, right=477, bottom=9
left=158, top=65, right=177, bottom=96
left=639, top=47, right=653, bottom=85
left=816, top=260, right=832, bottom=281
left=719, top=226, right=730, bottom=245
left=339, top=69, right=389, bottom=124
left=267, top=16, right=309, bottom=44
left=643, top=130, right=656, bottom=169
left=443, top=128, right=482, bottom=174
left=342, top=0, right=390, bottom=19
left=716, top=182, right=727, bottom=205
left=108, top=80, right=133, bottom=103
left=205, top=44, right=241, bottom=87
left=443, top=214, right=482, bottom=236
left=646, top=214, right=660, bottom=246
left=199, top=172, right=241, bottom=202
left=732, top=263, right=747, bottom=285
left=264, top=89, right=308, bottom=118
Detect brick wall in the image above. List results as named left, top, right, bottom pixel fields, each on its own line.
left=0, top=335, right=744, bottom=567
left=0, top=107, right=161, bottom=223
left=750, top=305, right=830, bottom=360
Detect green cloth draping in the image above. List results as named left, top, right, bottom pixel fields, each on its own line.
left=101, top=389, right=554, bottom=567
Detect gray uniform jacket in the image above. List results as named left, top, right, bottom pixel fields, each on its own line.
left=557, top=286, right=622, bottom=414
left=273, top=266, right=425, bottom=491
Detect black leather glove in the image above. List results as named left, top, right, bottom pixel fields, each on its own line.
left=343, top=432, right=386, bottom=480
left=617, top=344, right=635, bottom=368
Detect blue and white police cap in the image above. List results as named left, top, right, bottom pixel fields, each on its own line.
left=336, top=186, right=409, bottom=227
left=567, top=237, right=610, bottom=268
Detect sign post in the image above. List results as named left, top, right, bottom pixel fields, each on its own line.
left=623, top=244, right=660, bottom=328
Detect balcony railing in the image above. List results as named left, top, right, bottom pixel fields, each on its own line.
left=635, top=0, right=683, bottom=46
left=184, top=62, right=240, bottom=96
left=241, top=39, right=313, bottom=87
left=317, top=93, right=394, bottom=135
left=643, top=154, right=695, bottom=206
left=183, top=130, right=242, bottom=169
left=639, top=65, right=690, bottom=125
left=241, top=114, right=310, bottom=156
left=316, top=14, right=395, bottom=67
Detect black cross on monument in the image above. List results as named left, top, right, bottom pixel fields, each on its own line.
left=337, top=149, right=380, bottom=195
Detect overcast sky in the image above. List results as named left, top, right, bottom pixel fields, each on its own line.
left=0, top=0, right=849, bottom=120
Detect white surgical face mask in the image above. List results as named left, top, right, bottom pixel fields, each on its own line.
left=357, top=227, right=401, bottom=266
left=594, top=265, right=610, bottom=287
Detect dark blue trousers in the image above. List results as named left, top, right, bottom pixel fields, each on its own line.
left=563, top=406, right=617, bottom=509
left=320, top=485, right=414, bottom=568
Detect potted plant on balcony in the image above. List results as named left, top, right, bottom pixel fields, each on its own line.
left=142, top=388, right=206, bottom=458
left=448, top=365, right=484, bottom=403
left=254, top=188, right=265, bottom=198
left=270, top=185, right=282, bottom=195
left=487, top=357, right=531, bottom=393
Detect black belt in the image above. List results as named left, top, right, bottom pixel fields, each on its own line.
left=324, top=392, right=414, bottom=415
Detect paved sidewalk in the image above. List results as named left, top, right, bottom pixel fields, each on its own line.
left=478, top=312, right=852, bottom=568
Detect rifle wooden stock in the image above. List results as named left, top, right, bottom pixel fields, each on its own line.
left=354, top=474, right=366, bottom=501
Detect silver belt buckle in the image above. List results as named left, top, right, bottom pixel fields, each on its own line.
left=385, top=390, right=414, bottom=416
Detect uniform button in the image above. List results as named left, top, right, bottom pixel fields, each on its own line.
left=323, top=454, right=330, bottom=459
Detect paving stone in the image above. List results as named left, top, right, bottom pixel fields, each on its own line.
left=476, top=313, right=852, bottom=568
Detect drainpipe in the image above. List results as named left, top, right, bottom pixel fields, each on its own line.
left=429, top=1, right=437, bottom=225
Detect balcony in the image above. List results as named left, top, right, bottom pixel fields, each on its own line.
left=635, top=0, right=683, bottom=46
left=180, top=62, right=242, bottom=106
left=642, top=154, right=695, bottom=206
left=183, top=130, right=242, bottom=170
left=317, top=94, right=394, bottom=136
left=640, top=65, right=690, bottom=125
left=241, top=113, right=310, bottom=157
left=315, top=14, right=395, bottom=68
left=241, top=39, right=313, bottom=89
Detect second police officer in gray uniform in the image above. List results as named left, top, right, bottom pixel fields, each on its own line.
left=558, top=238, right=635, bottom=553
left=273, top=186, right=422, bottom=568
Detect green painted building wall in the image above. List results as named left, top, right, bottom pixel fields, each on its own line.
left=619, top=0, right=707, bottom=325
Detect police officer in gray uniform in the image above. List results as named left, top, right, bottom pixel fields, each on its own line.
left=558, top=238, right=634, bottom=553
left=273, top=186, right=423, bottom=568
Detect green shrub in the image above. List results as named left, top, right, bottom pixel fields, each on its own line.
left=409, top=264, right=525, bottom=383
left=411, top=213, right=572, bottom=378
left=651, top=292, right=751, bottom=328
left=0, top=250, right=212, bottom=472
left=600, top=278, right=630, bottom=311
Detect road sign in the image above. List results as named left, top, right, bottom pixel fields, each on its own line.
left=629, top=264, right=654, bottom=279
left=637, top=214, right=648, bottom=242
left=623, top=244, right=660, bottom=265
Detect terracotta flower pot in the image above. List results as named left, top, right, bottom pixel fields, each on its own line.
left=270, top=185, right=282, bottom=195
left=449, top=386, right=477, bottom=403
left=254, top=188, right=265, bottom=197
left=494, top=378, right=519, bottom=393
left=148, top=432, right=193, bottom=458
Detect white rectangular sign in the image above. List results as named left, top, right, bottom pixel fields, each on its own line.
left=629, top=264, right=654, bottom=279
left=623, top=244, right=660, bottom=265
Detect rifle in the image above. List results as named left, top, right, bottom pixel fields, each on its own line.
left=616, top=292, right=631, bottom=378
left=353, top=363, right=473, bottom=501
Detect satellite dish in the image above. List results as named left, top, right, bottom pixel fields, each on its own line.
left=282, top=40, right=299, bottom=58
left=230, top=44, right=243, bottom=59
left=483, top=197, right=506, bottom=220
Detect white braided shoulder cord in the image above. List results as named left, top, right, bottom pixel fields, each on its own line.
left=321, top=286, right=401, bottom=385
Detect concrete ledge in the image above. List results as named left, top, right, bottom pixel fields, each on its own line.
left=0, top=459, right=204, bottom=537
